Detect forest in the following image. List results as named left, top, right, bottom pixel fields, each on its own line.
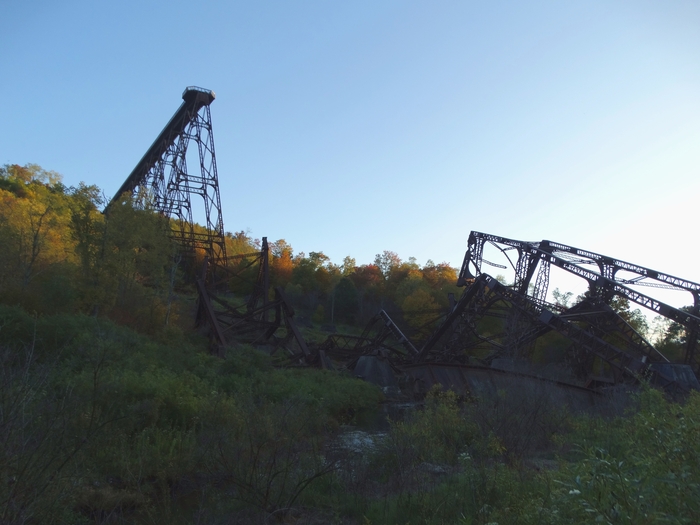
left=1, top=163, right=699, bottom=524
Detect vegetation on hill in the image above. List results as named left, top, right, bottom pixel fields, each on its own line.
left=1, top=163, right=699, bottom=524
left=0, top=163, right=459, bottom=338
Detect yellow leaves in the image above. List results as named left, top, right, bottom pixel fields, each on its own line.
left=0, top=166, right=177, bottom=324
left=401, top=287, right=439, bottom=337
left=5, top=163, right=63, bottom=186
left=0, top=185, right=75, bottom=285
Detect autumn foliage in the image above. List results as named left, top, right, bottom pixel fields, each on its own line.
left=0, top=164, right=460, bottom=340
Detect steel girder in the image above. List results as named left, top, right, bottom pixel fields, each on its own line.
left=193, top=238, right=314, bottom=360
left=222, top=237, right=271, bottom=321
left=356, top=310, right=419, bottom=357
left=312, top=310, right=419, bottom=369
left=419, top=273, right=688, bottom=393
left=197, top=279, right=312, bottom=362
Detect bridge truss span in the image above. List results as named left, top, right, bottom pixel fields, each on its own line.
left=456, top=231, right=700, bottom=374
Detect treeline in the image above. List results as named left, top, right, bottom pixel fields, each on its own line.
left=2, top=162, right=692, bottom=352
left=0, top=163, right=460, bottom=337
left=0, top=164, right=182, bottom=333
left=229, top=235, right=461, bottom=334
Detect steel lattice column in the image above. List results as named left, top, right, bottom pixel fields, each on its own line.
left=107, top=87, right=227, bottom=270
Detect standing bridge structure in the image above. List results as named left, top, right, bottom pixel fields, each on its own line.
left=108, top=87, right=313, bottom=362
left=106, top=86, right=226, bottom=270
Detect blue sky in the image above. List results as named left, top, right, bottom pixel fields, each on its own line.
left=2, top=1, right=699, bottom=305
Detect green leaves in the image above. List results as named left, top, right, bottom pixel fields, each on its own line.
left=539, top=388, right=700, bottom=524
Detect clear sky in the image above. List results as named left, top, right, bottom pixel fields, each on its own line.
left=2, top=1, right=699, bottom=299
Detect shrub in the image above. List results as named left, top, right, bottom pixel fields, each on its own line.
left=524, top=387, right=700, bottom=524
left=199, top=396, right=336, bottom=520
left=388, top=387, right=478, bottom=468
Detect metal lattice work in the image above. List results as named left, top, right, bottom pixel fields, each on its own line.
left=451, top=231, right=700, bottom=377
left=417, top=273, right=696, bottom=394
left=194, top=242, right=318, bottom=364
left=106, top=87, right=226, bottom=268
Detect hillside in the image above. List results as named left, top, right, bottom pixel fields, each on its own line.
left=2, top=163, right=700, bottom=524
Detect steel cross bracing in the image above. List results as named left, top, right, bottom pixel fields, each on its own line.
left=193, top=239, right=322, bottom=364
left=558, top=300, right=666, bottom=363
left=357, top=310, right=419, bottom=357
left=221, top=237, right=271, bottom=321
left=459, top=231, right=700, bottom=372
left=106, top=87, right=227, bottom=269
left=419, top=273, right=691, bottom=394
left=314, top=310, right=419, bottom=365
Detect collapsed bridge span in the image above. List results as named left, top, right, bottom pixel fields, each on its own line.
left=105, top=88, right=699, bottom=396
left=410, top=232, right=700, bottom=394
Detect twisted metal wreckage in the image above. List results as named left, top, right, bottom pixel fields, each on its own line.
left=108, top=87, right=700, bottom=398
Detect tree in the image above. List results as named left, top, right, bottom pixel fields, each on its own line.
left=349, top=264, right=384, bottom=318
left=374, top=250, right=401, bottom=280
left=333, top=277, right=359, bottom=324
left=308, top=252, right=337, bottom=296
left=340, top=256, right=356, bottom=276
left=395, top=272, right=427, bottom=306
left=270, top=239, right=294, bottom=287
left=609, top=295, right=649, bottom=337
left=67, top=182, right=105, bottom=309
left=289, top=251, right=339, bottom=303
left=291, top=257, right=320, bottom=296
left=653, top=306, right=696, bottom=361
left=226, top=230, right=258, bottom=256
left=552, top=287, right=573, bottom=308
left=0, top=164, right=76, bottom=312
left=95, top=194, right=174, bottom=330
left=401, top=288, right=440, bottom=338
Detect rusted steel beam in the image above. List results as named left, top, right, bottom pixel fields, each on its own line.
left=195, top=278, right=228, bottom=351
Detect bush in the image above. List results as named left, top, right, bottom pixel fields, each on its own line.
left=0, top=343, right=102, bottom=524
left=388, top=387, right=478, bottom=468
left=535, top=387, right=700, bottom=524
left=199, top=395, right=336, bottom=519
left=467, top=379, right=572, bottom=464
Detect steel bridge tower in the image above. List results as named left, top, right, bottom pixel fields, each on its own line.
left=106, top=86, right=226, bottom=269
